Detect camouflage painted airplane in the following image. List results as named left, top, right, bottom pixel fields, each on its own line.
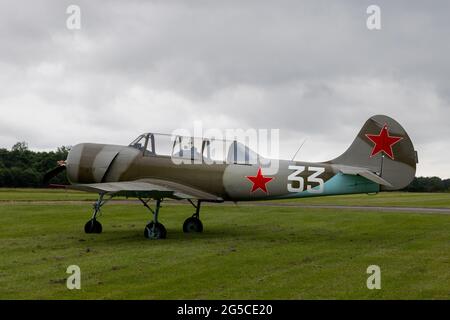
left=44, top=115, right=417, bottom=239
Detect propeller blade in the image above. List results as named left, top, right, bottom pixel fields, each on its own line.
left=43, top=165, right=66, bottom=185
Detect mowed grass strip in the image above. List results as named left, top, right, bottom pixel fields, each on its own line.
left=0, top=188, right=97, bottom=201
left=286, top=192, right=450, bottom=208
left=1, top=189, right=449, bottom=208
left=0, top=202, right=449, bottom=299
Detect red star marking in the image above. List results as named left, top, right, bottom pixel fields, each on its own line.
left=246, top=167, right=274, bottom=193
left=365, top=124, right=403, bottom=160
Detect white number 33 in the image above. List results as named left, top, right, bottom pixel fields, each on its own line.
left=287, top=165, right=325, bottom=194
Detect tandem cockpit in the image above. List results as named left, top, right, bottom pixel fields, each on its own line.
left=128, top=133, right=266, bottom=165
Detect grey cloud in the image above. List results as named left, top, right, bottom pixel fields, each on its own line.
left=0, top=0, right=449, bottom=177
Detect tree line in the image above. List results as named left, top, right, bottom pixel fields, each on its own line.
left=0, top=142, right=449, bottom=191
left=403, top=176, right=450, bottom=193
left=0, top=142, right=69, bottom=187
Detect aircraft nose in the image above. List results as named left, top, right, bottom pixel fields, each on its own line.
left=66, top=143, right=85, bottom=183
left=66, top=143, right=124, bottom=183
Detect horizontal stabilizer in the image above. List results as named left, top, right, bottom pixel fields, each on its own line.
left=337, top=165, right=393, bottom=187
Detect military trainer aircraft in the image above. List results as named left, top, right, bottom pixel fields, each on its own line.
left=44, top=115, right=417, bottom=239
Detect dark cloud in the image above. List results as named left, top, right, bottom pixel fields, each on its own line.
left=0, top=0, right=449, bottom=177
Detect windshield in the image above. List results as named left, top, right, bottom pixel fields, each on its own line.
left=129, top=134, right=147, bottom=151
left=129, top=133, right=263, bottom=164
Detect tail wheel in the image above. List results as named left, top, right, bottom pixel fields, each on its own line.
left=144, top=222, right=167, bottom=239
left=183, top=217, right=203, bottom=233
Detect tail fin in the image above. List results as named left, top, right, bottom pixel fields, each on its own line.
left=330, top=115, right=417, bottom=190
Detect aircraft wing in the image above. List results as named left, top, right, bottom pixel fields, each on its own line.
left=337, top=165, right=393, bottom=187
left=66, top=178, right=223, bottom=201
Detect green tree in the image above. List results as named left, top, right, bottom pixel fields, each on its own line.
left=11, top=141, right=28, bottom=152
left=0, top=142, right=70, bottom=187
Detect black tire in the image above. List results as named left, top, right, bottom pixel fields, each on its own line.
left=183, top=217, right=203, bottom=233
left=144, top=222, right=167, bottom=239
left=84, top=219, right=102, bottom=234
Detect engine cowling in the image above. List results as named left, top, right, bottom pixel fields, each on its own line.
left=66, top=143, right=124, bottom=184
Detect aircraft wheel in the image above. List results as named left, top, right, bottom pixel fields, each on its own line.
left=183, top=217, right=203, bottom=233
left=84, top=219, right=102, bottom=234
left=144, top=222, right=167, bottom=239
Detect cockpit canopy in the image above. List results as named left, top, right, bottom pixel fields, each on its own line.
left=129, top=133, right=264, bottom=165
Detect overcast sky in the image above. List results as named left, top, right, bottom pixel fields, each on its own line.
left=0, top=0, right=449, bottom=177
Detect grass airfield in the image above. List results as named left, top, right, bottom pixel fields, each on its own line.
left=0, top=189, right=449, bottom=299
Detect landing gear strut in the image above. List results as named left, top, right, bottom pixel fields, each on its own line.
left=85, top=193, right=111, bottom=234
left=83, top=195, right=210, bottom=239
left=183, top=200, right=203, bottom=233
left=141, top=198, right=167, bottom=240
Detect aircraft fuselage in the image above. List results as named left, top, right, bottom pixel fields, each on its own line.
left=66, top=143, right=379, bottom=201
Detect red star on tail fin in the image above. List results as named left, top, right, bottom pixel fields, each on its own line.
left=365, top=124, right=403, bottom=160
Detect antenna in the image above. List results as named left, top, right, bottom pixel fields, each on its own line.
left=291, top=138, right=308, bottom=162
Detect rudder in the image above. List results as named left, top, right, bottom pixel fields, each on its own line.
left=330, top=115, right=418, bottom=190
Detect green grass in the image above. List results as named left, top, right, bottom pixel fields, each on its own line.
left=1, top=189, right=449, bottom=208
left=0, top=188, right=98, bottom=201
left=285, top=192, right=450, bottom=208
left=0, top=200, right=449, bottom=299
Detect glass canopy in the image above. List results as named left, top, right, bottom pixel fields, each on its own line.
left=129, top=133, right=263, bottom=165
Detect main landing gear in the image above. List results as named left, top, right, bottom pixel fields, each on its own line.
left=183, top=200, right=203, bottom=233
left=140, top=198, right=167, bottom=240
left=84, top=194, right=208, bottom=239
left=84, top=193, right=111, bottom=234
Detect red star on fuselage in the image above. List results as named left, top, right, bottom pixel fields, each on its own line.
left=246, top=167, right=273, bottom=193
left=365, top=124, right=403, bottom=160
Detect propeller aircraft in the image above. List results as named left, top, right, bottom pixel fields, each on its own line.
left=44, top=115, right=418, bottom=239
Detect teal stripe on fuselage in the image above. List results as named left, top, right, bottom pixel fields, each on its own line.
left=277, top=173, right=380, bottom=199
